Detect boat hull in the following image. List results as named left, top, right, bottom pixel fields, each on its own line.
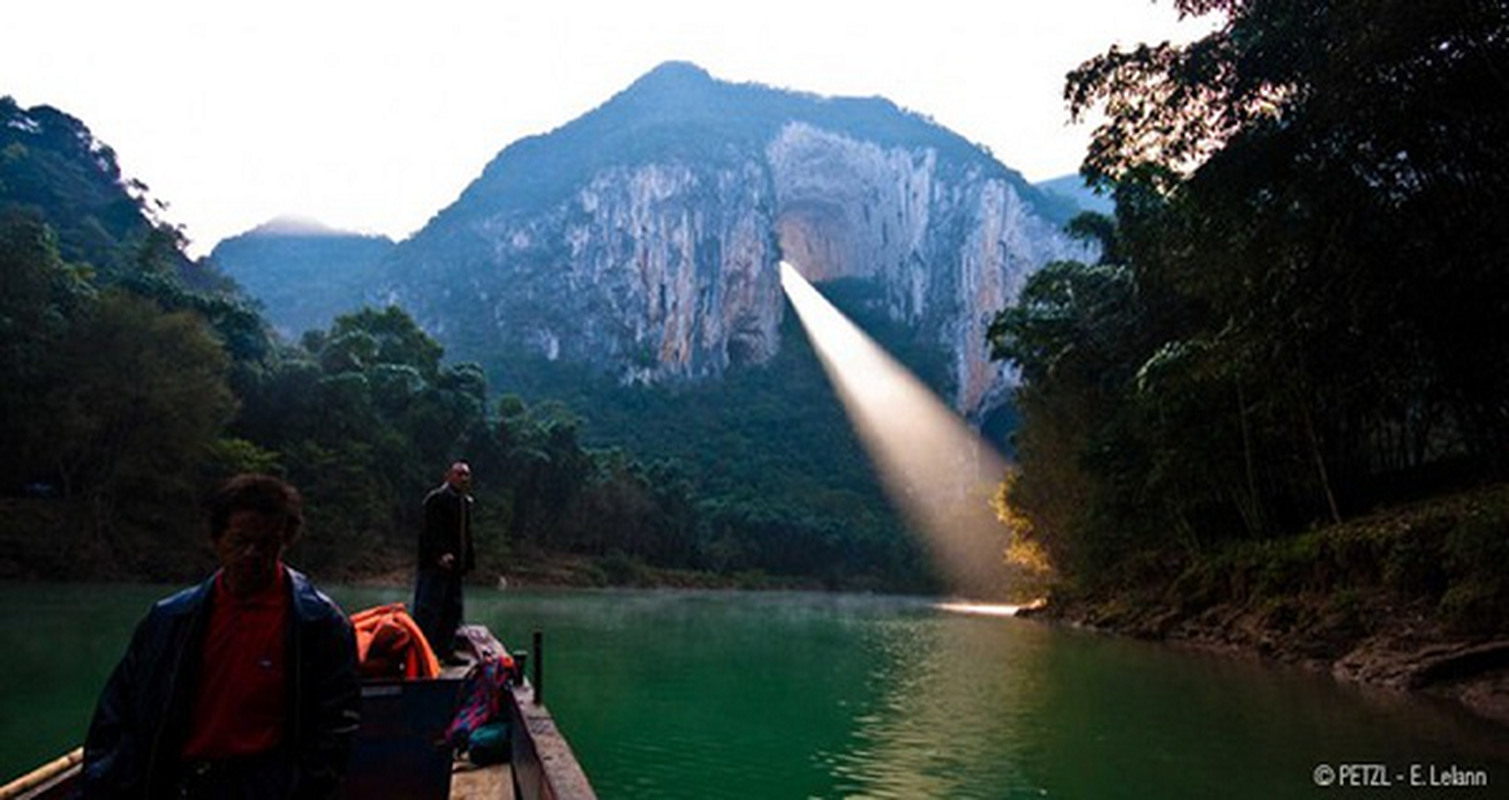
left=2, top=626, right=595, bottom=800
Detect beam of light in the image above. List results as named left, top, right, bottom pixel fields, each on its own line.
left=780, top=261, right=1015, bottom=599
left=934, top=602, right=1026, bottom=618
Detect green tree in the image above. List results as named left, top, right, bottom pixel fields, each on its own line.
left=327, top=306, right=444, bottom=378
left=225, top=305, right=495, bottom=575
left=48, top=291, right=235, bottom=540
left=0, top=209, right=93, bottom=491
left=992, top=0, right=1509, bottom=586
left=1068, top=0, right=1509, bottom=470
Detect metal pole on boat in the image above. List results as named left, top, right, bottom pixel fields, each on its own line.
left=533, top=629, right=544, bottom=704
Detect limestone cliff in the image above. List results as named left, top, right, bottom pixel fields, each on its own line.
left=768, top=123, right=1091, bottom=416
left=382, top=62, right=1092, bottom=420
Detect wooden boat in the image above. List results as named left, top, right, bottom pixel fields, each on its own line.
left=0, top=625, right=595, bottom=800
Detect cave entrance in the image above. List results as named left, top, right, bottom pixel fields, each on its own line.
left=774, top=199, right=853, bottom=284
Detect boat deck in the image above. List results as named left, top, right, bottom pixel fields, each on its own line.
left=442, top=628, right=595, bottom=800
left=440, top=655, right=514, bottom=800
left=451, top=760, right=513, bottom=800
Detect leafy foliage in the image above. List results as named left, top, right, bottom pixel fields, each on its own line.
left=0, top=96, right=229, bottom=293
left=0, top=205, right=240, bottom=575
left=993, top=0, right=1509, bottom=589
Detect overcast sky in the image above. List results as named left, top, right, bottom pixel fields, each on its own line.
left=4, top=0, right=1217, bottom=257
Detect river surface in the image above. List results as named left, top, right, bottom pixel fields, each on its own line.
left=3, top=583, right=1506, bottom=797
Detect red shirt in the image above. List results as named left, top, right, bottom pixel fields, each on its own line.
left=180, top=567, right=290, bottom=759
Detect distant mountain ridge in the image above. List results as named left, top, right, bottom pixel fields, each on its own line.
left=211, top=222, right=393, bottom=337
left=1034, top=173, right=1114, bottom=217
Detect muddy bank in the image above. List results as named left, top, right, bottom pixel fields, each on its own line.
left=1028, top=592, right=1509, bottom=727
left=1023, top=484, right=1509, bottom=726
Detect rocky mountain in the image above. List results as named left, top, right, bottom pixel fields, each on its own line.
left=380, top=62, right=1093, bottom=421
left=211, top=217, right=393, bottom=337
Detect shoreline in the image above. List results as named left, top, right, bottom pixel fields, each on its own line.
left=1016, top=483, right=1509, bottom=728
left=1020, top=593, right=1509, bottom=729
left=343, top=551, right=842, bottom=594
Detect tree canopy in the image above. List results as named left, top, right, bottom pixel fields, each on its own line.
left=991, top=0, right=1509, bottom=587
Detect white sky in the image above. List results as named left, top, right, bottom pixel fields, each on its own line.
left=4, top=0, right=1217, bottom=257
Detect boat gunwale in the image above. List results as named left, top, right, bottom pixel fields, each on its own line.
left=3, top=625, right=595, bottom=800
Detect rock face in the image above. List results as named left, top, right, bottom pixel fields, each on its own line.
left=382, top=62, right=1092, bottom=419
left=768, top=123, right=1091, bottom=415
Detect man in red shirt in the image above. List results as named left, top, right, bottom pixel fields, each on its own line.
left=83, top=474, right=360, bottom=799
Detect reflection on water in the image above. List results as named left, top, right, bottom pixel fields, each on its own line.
left=4, top=586, right=1507, bottom=798
left=934, top=602, right=1025, bottom=617
left=0, top=583, right=171, bottom=781
left=825, top=614, right=1052, bottom=798
left=451, top=589, right=1508, bottom=800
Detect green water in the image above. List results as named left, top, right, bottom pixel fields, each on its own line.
left=4, top=584, right=1506, bottom=798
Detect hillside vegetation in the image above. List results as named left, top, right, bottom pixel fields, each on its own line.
left=992, top=0, right=1507, bottom=590
left=989, top=0, right=1508, bottom=714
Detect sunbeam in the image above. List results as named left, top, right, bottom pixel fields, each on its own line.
left=780, top=260, right=1014, bottom=598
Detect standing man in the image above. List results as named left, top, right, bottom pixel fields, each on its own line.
left=413, top=461, right=475, bottom=660
left=83, top=474, right=360, bottom=799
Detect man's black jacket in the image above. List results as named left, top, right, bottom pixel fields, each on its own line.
left=82, top=567, right=360, bottom=799
left=419, top=483, right=475, bottom=574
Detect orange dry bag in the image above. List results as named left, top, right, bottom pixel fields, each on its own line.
left=351, top=602, right=442, bottom=680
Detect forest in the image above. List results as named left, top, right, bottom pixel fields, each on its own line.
left=0, top=96, right=934, bottom=591
left=989, top=0, right=1508, bottom=629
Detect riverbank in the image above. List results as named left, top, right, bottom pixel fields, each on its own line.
left=1026, top=484, right=1509, bottom=726
left=349, top=550, right=834, bottom=593
left=0, top=497, right=854, bottom=593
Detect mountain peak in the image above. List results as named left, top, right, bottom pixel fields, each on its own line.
left=630, top=61, right=714, bottom=90
left=613, top=60, right=724, bottom=112
left=248, top=215, right=344, bottom=237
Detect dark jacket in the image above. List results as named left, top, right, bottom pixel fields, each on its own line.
left=419, top=483, right=475, bottom=575
left=82, top=567, right=361, bottom=800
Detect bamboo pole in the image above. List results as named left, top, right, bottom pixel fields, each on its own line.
left=0, top=748, right=82, bottom=800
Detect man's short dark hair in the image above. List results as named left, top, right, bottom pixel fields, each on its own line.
left=207, top=474, right=304, bottom=543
